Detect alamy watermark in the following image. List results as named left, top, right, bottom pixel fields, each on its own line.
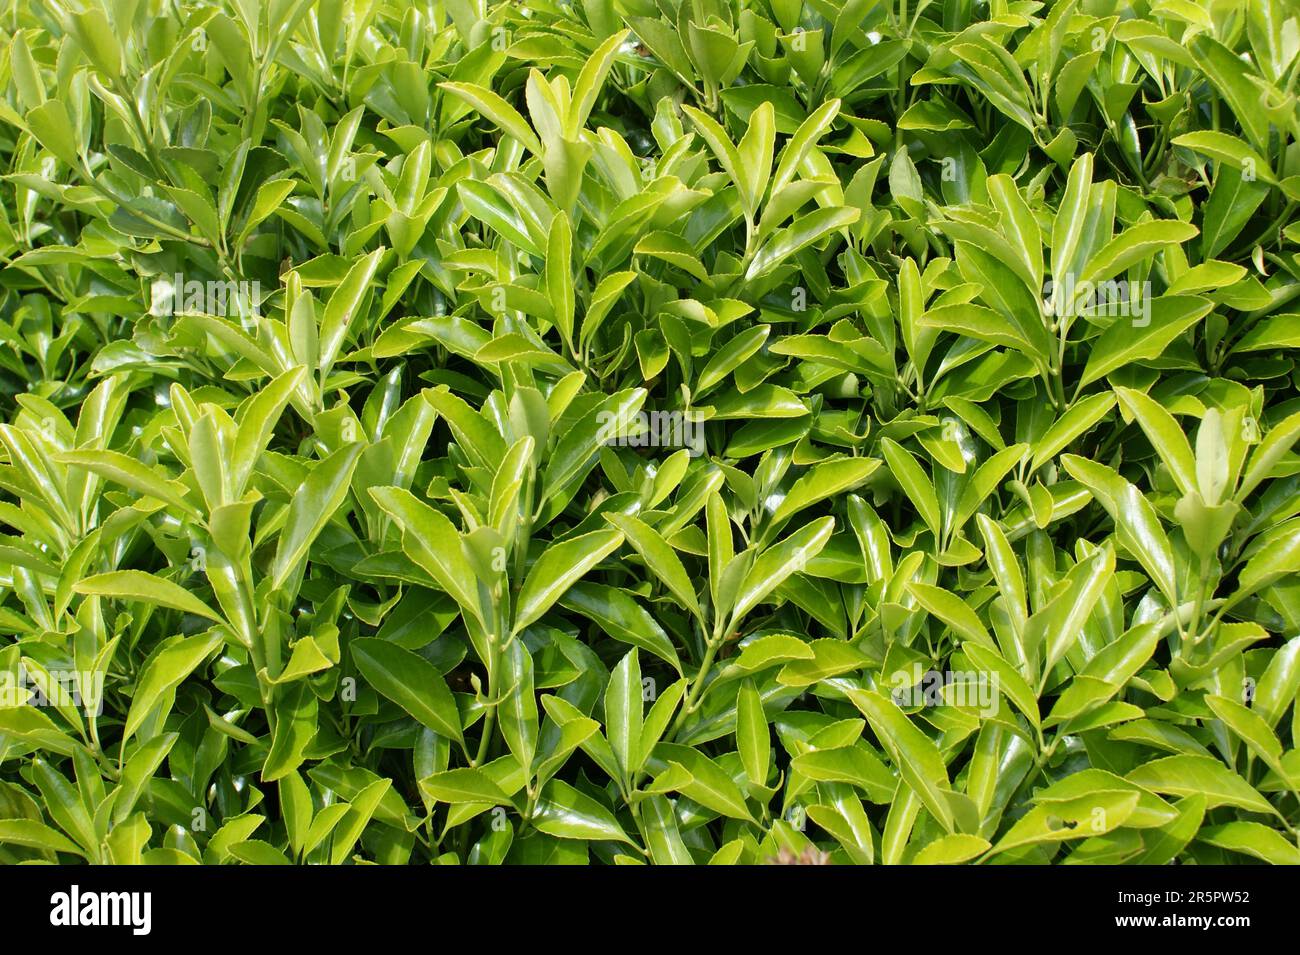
left=888, top=664, right=998, bottom=717
left=0, top=667, right=104, bottom=716
left=50, top=886, right=151, bottom=935
left=150, top=273, right=261, bottom=322
left=1043, top=274, right=1151, bottom=327
left=596, top=409, right=706, bottom=457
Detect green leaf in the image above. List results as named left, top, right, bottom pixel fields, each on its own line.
left=75, top=571, right=222, bottom=624
left=791, top=746, right=894, bottom=802
left=844, top=687, right=956, bottom=833
left=1126, top=756, right=1276, bottom=815
left=1079, top=296, right=1213, bottom=388
left=1061, top=456, right=1178, bottom=604
left=56, top=450, right=199, bottom=516
left=352, top=638, right=463, bottom=745
left=568, top=30, right=630, bottom=137
left=914, top=834, right=991, bottom=865
left=0, top=819, right=86, bottom=857
left=329, top=778, right=392, bottom=864
left=989, top=791, right=1139, bottom=856
left=532, top=779, right=633, bottom=843
left=559, top=583, right=682, bottom=672
left=320, top=248, right=384, bottom=372
left=731, top=516, right=835, bottom=625
left=1253, top=636, right=1300, bottom=729
left=768, top=456, right=880, bottom=532
left=123, top=631, right=223, bottom=744
left=271, top=443, right=364, bottom=590
left=547, top=211, right=575, bottom=353
left=1029, top=393, right=1116, bottom=473
left=1205, top=694, right=1285, bottom=775
left=907, top=582, right=996, bottom=649
left=25, top=99, right=81, bottom=167
left=639, top=794, right=693, bottom=865
left=746, top=207, right=859, bottom=280
left=881, top=438, right=940, bottom=537
left=772, top=98, right=840, bottom=194
left=652, top=743, right=756, bottom=823
left=1051, top=152, right=1094, bottom=281
left=514, top=529, right=624, bottom=634
left=605, top=649, right=643, bottom=782
left=440, top=82, right=542, bottom=155
left=231, top=366, right=309, bottom=496
left=735, top=101, right=776, bottom=219
left=1198, top=822, right=1300, bottom=865
left=420, top=768, right=510, bottom=805
left=1190, top=36, right=1271, bottom=149
left=604, top=513, right=701, bottom=623
left=735, top=680, right=769, bottom=790
left=1133, top=795, right=1206, bottom=865
left=370, top=486, right=483, bottom=625
left=499, top=639, right=538, bottom=772
left=1113, top=387, right=1197, bottom=495
left=1080, top=221, right=1199, bottom=288
left=1026, top=545, right=1114, bottom=679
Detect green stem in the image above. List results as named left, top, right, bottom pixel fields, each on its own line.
left=671, top=620, right=726, bottom=739
left=473, top=707, right=496, bottom=768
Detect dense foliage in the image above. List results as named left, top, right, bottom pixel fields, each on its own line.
left=1, top=0, right=1299, bottom=866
